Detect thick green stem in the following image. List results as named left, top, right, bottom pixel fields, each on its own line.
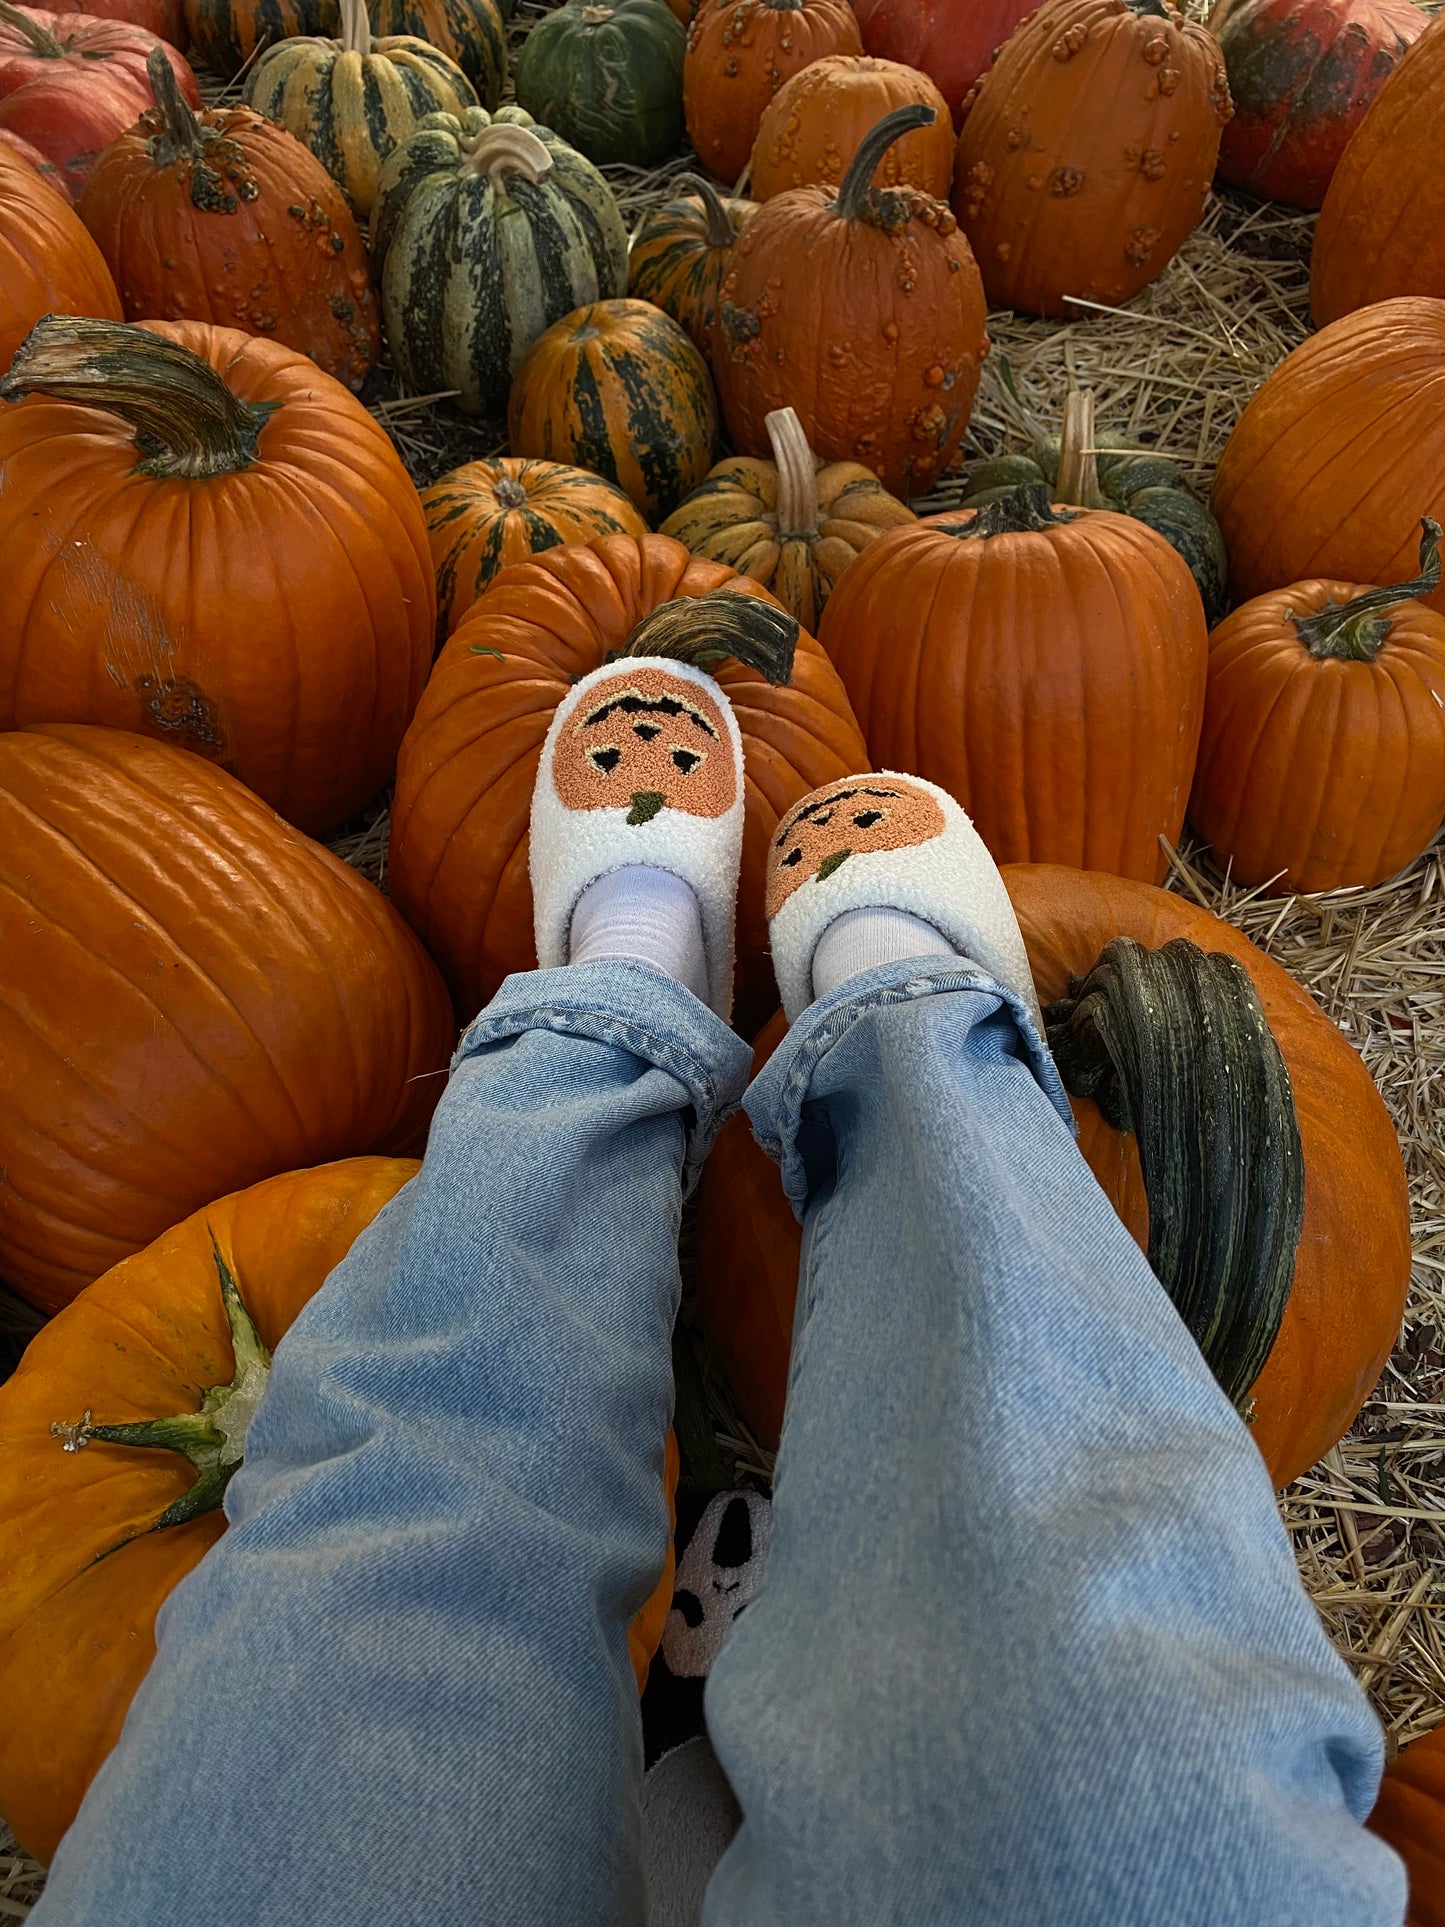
left=145, top=43, right=206, bottom=164
left=0, top=0, right=63, bottom=57
left=673, top=170, right=738, bottom=249
left=1291, top=519, right=1442, bottom=663
left=616, top=587, right=798, bottom=685
left=834, top=104, right=935, bottom=221
left=952, top=480, right=1078, bottom=538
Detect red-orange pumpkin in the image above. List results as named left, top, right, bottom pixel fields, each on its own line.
left=0, top=118, right=67, bottom=193
left=0, top=140, right=118, bottom=372
left=748, top=53, right=954, bottom=200
left=48, top=0, right=187, bottom=46
left=850, top=0, right=1036, bottom=126
left=1369, top=1722, right=1445, bottom=1927
left=682, top=0, right=862, bottom=186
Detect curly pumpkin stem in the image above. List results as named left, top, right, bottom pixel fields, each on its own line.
left=338, top=0, right=372, bottom=56
left=49, top=1238, right=273, bottom=1540
left=0, top=316, right=281, bottom=479
left=672, top=170, right=738, bottom=249
left=0, top=0, right=63, bottom=56
left=834, top=103, right=936, bottom=221
left=1290, top=519, right=1442, bottom=663
left=954, top=481, right=1079, bottom=538
left=144, top=43, right=206, bottom=164
left=1046, top=937, right=1305, bottom=1411
left=615, top=586, right=799, bottom=683
left=456, top=122, right=554, bottom=184
left=765, top=407, right=820, bottom=539
left=1054, top=390, right=1107, bottom=510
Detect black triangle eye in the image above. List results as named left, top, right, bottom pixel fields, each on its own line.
left=853, top=809, right=884, bottom=829
left=588, top=746, right=621, bottom=774
left=671, top=748, right=702, bottom=775
left=780, top=847, right=802, bottom=867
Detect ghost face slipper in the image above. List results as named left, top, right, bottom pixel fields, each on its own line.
left=765, top=771, right=1044, bottom=1030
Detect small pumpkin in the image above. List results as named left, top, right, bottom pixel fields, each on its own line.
left=372, top=108, right=627, bottom=420
left=1369, top=1722, right=1445, bottom=1927
left=696, top=864, right=1411, bottom=1489
left=507, top=297, right=717, bottom=523
left=0, top=723, right=455, bottom=1311
left=515, top=0, right=685, bottom=168
left=952, top=0, right=1233, bottom=317
left=387, top=532, right=870, bottom=1030
left=1210, top=0, right=1424, bottom=210
left=370, top=0, right=506, bottom=99
left=0, top=316, right=434, bottom=834
left=424, top=455, right=649, bottom=639
left=79, top=48, right=379, bottom=391
left=1212, top=296, right=1445, bottom=619
left=49, top=0, right=187, bottom=46
left=660, top=405, right=914, bottom=629
left=716, top=103, right=989, bottom=498
left=1190, top=520, right=1445, bottom=896
left=244, top=0, right=478, bottom=218
left=626, top=169, right=756, bottom=360
left=817, top=484, right=1208, bottom=880
left=0, top=140, right=119, bottom=372
left=1310, top=11, right=1445, bottom=325
left=849, top=0, right=1036, bottom=126
left=922, top=389, right=1228, bottom=624
left=749, top=53, right=953, bottom=200
left=683, top=0, right=861, bottom=187
left=184, top=0, right=330, bottom=75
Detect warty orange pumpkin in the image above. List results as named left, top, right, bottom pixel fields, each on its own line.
left=0, top=139, right=118, bottom=372
left=1369, top=1721, right=1445, bottom=1927
left=748, top=52, right=954, bottom=200
left=0, top=724, right=454, bottom=1313
left=0, top=315, right=433, bottom=834
left=682, top=0, right=862, bottom=186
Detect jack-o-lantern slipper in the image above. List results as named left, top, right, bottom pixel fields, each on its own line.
left=765, top=771, right=1044, bottom=1030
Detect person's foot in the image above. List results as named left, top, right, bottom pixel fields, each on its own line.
left=763, top=772, right=1043, bottom=1027
left=531, top=655, right=747, bottom=1017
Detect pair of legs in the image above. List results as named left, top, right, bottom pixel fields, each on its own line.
left=36, top=656, right=1403, bottom=1925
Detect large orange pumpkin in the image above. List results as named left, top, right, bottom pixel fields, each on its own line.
left=1212, top=297, right=1445, bottom=619
left=817, top=490, right=1208, bottom=881
left=1369, top=1722, right=1445, bottom=1927
left=696, top=865, right=1411, bottom=1488
left=0, top=724, right=455, bottom=1312
left=1311, top=11, right=1445, bottom=325
left=387, top=532, right=869, bottom=1032
left=748, top=52, right=954, bottom=200
left=0, top=1155, right=682, bottom=1863
left=682, top=0, right=862, bottom=187
left=0, top=315, right=433, bottom=835
left=0, top=138, right=118, bottom=373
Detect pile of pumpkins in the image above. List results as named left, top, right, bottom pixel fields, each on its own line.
left=0, top=0, right=1444, bottom=1901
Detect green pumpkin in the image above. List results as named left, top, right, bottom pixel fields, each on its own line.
left=514, top=0, right=685, bottom=169
left=372, top=106, right=629, bottom=418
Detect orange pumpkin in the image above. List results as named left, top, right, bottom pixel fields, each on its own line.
left=696, top=865, right=1411, bottom=1489
left=387, top=532, right=870, bottom=1032
left=0, top=139, right=118, bottom=373
left=1311, top=11, right=1445, bottom=325
left=817, top=489, right=1208, bottom=881
left=749, top=52, right=953, bottom=200
left=1191, top=523, right=1445, bottom=895
left=1212, top=297, right=1445, bottom=619
left=0, top=316, right=433, bottom=835
left=1369, top=1722, right=1445, bottom=1927
left=0, top=1155, right=681, bottom=1862
left=0, top=724, right=455, bottom=1312
left=626, top=171, right=757, bottom=360
left=682, top=0, right=862, bottom=186
left=715, top=104, right=989, bottom=498
left=951, top=0, right=1232, bottom=316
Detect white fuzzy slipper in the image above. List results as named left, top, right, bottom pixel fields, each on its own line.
left=765, top=771, right=1043, bottom=1030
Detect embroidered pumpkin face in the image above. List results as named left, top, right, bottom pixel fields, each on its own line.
left=554, top=665, right=737, bottom=823
left=766, top=776, right=945, bottom=914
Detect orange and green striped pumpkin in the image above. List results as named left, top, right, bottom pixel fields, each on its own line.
left=423, top=456, right=649, bottom=640
left=188, top=0, right=505, bottom=84
left=507, top=297, right=718, bottom=523
left=626, top=171, right=756, bottom=362
left=184, top=0, right=331, bottom=78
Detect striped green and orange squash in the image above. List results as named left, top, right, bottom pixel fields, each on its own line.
left=507, top=297, right=717, bottom=522
left=244, top=0, right=477, bottom=216
left=371, top=0, right=506, bottom=100
left=423, top=456, right=649, bottom=638
left=188, top=0, right=504, bottom=81
left=372, top=107, right=627, bottom=417
left=626, top=171, right=755, bottom=361
left=184, top=0, right=332, bottom=78
left=514, top=0, right=685, bottom=167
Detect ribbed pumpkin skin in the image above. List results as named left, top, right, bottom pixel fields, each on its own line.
left=184, top=0, right=331, bottom=76
left=684, top=0, right=861, bottom=185
left=424, top=455, right=649, bottom=637
left=0, top=320, right=434, bottom=834
left=696, top=866, right=1411, bottom=1489
left=1310, top=12, right=1445, bottom=324
left=244, top=24, right=477, bottom=216
left=750, top=54, right=953, bottom=199
left=78, top=100, right=379, bottom=391
left=372, top=106, right=627, bottom=419
left=1190, top=577, right=1445, bottom=895
left=952, top=0, right=1232, bottom=317
left=1212, top=298, right=1445, bottom=618
left=387, top=533, right=870, bottom=1029
left=372, top=0, right=506, bottom=97
left=50, top=0, right=188, bottom=48
left=1215, top=0, right=1423, bottom=209
left=0, top=726, right=456, bottom=1311
left=0, top=1155, right=419, bottom=1862
left=850, top=0, right=1035, bottom=124
left=0, top=142, right=119, bottom=371
left=1369, top=1723, right=1445, bottom=1927
left=817, top=507, right=1208, bottom=880
left=515, top=0, right=685, bottom=167
left=508, top=298, right=717, bottom=522
left=626, top=179, right=756, bottom=359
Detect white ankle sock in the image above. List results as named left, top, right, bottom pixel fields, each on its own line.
left=810, top=905, right=959, bottom=1002
left=570, top=866, right=710, bottom=1004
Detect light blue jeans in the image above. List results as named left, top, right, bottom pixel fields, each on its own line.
left=36, top=959, right=1404, bottom=1926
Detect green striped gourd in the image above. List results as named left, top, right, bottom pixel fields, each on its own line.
left=372, top=0, right=506, bottom=100
left=371, top=107, right=627, bottom=417
left=244, top=0, right=478, bottom=217
left=184, top=0, right=333, bottom=79
left=626, top=172, right=755, bottom=362
left=185, top=0, right=505, bottom=83
left=514, top=0, right=685, bottom=168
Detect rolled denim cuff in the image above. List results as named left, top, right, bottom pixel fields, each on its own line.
left=456, top=958, right=754, bottom=1192
left=744, top=957, right=1075, bottom=1216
